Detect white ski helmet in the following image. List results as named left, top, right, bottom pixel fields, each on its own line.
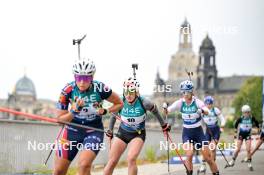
left=72, top=58, right=96, bottom=76
left=123, top=77, right=140, bottom=92
left=241, top=105, right=251, bottom=113
left=180, top=80, right=194, bottom=93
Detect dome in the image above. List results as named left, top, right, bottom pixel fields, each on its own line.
left=201, top=34, right=215, bottom=50
left=14, top=75, right=36, bottom=97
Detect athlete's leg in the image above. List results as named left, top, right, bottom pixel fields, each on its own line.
left=200, top=145, right=219, bottom=173
left=53, top=157, right=71, bottom=175
left=183, top=142, right=194, bottom=172
left=104, top=137, right=127, bottom=175
left=211, top=126, right=221, bottom=161
left=228, top=138, right=243, bottom=166
left=78, top=130, right=104, bottom=175
left=198, top=153, right=207, bottom=173
left=245, top=138, right=251, bottom=160
left=127, top=137, right=144, bottom=175
left=198, top=129, right=211, bottom=173
left=53, top=127, right=78, bottom=175
left=250, top=139, right=264, bottom=157
left=78, top=150, right=97, bottom=175
left=233, top=139, right=243, bottom=160
left=210, top=140, right=218, bottom=161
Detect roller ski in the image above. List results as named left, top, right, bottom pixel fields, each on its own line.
left=241, top=157, right=249, bottom=163
left=248, top=162, right=254, bottom=171
left=197, top=163, right=206, bottom=175
left=225, top=159, right=235, bottom=168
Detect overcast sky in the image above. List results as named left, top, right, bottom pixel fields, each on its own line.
left=0, top=0, right=263, bottom=101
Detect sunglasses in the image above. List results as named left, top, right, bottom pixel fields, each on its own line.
left=74, top=75, right=93, bottom=83
left=205, top=103, right=213, bottom=105
left=124, top=89, right=136, bottom=96
left=182, top=91, right=192, bottom=95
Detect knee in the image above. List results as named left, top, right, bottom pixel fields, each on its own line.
left=108, top=158, right=119, bottom=167
left=127, top=156, right=137, bottom=165
left=204, top=156, right=214, bottom=165
left=246, top=146, right=251, bottom=152
left=186, top=152, right=193, bottom=160
left=185, top=155, right=193, bottom=164
left=53, top=168, right=66, bottom=175
left=78, top=160, right=92, bottom=171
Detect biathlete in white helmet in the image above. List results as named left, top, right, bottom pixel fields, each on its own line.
left=53, top=58, right=123, bottom=175
left=104, top=77, right=170, bottom=175
left=228, top=105, right=259, bottom=171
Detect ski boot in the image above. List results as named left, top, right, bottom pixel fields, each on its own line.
left=248, top=162, right=253, bottom=171
left=197, top=163, right=206, bottom=175
left=186, top=170, right=193, bottom=175
left=226, top=159, right=235, bottom=168
left=241, top=157, right=249, bottom=163
left=247, top=159, right=253, bottom=171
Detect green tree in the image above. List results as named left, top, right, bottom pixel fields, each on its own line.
left=232, top=76, right=263, bottom=122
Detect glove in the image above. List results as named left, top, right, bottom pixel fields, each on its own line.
left=197, top=108, right=205, bottom=115
left=162, top=123, right=171, bottom=132
left=220, top=127, right=224, bottom=133
left=70, top=97, right=84, bottom=114
left=162, top=102, right=169, bottom=109
left=163, top=102, right=169, bottom=116
left=106, top=130, right=113, bottom=139
left=93, top=102, right=102, bottom=109
left=97, top=108, right=108, bottom=115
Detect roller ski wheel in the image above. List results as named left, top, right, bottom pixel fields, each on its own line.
left=197, top=165, right=206, bottom=175
left=197, top=169, right=206, bottom=175
left=248, top=163, right=254, bottom=171
left=226, top=160, right=235, bottom=168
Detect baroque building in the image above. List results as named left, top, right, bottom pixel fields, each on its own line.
left=0, top=74, right=56, bottom=120
left=152, top=18, right=253, bottom=115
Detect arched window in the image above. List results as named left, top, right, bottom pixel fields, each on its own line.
left=210, top=56, right=214, bottom=66
left=197, top=77, right=201, bottom=88
left=201, top=56, right=204, bottom=65
left=208, top=75, right=214, bottom=89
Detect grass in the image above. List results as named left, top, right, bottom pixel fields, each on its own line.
left=144, top=146, right=157, bottom=162
left=23, top=167, right=78, bottom=174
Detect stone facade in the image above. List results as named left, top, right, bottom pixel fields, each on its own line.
left=152, top=18, right=254, bottom=115
left=0, top=74, right=56, bottom=120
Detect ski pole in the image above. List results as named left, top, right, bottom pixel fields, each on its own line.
left=44, top=125, right=64, bottom=165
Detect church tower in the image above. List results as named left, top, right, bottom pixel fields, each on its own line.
left=168, top=18, right=198, bottom=81
left=167, top=18, right=198, bottom=95
left=197, top=34, right=218, bottom=93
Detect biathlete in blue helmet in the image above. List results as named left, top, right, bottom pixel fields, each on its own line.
left=198, top=96, right=226, bottom=173
left=163, top=80, right=220, bottom=175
